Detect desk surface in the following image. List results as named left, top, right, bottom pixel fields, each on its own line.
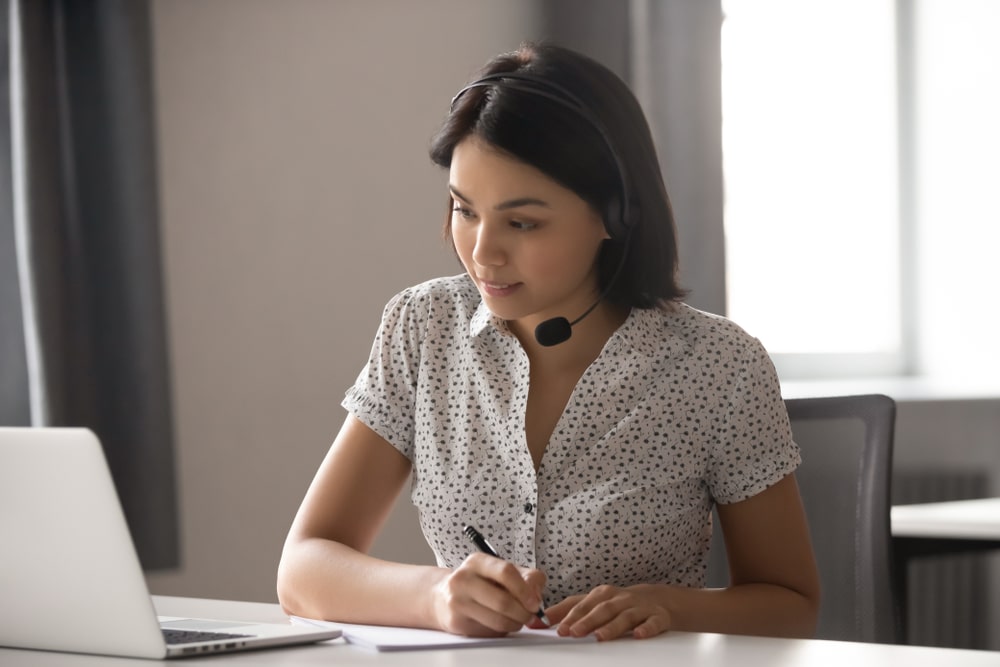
left=892, top=497, right=1000, bottom=539
left=2, top=596, right=998, bottom=666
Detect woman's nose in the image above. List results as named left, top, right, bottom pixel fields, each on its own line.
left=471, top=224, right=506, bottom=267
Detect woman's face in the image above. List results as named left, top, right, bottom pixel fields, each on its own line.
left=449, top=136, right=609, bottom=340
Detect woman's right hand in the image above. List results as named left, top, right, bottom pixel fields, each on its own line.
left=430, top=552, right=547, bottom=637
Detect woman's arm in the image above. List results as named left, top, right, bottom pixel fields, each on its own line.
left=276, top=415, right=546, bottom=635
left=545, top=474, right=820, bottom=640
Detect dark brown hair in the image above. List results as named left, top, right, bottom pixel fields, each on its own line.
left=429, top=42, right=685, bottom=309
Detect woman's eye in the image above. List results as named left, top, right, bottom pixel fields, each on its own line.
left=451, top=206, right=476, bottom=220
left=510, top=220, right=537, bottom=231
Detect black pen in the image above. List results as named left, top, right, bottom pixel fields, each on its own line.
left=462, top=525, right=551, bottom=626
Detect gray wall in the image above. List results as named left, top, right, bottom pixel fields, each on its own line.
left=146, top=0, right=541, bottom=601
left=146, top=4, right=999, bottom=648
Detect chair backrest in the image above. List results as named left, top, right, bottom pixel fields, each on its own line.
left=706, top=394, right=900, bottom=643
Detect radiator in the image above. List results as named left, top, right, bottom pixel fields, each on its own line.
left=893, top=468, right=992, bottom=649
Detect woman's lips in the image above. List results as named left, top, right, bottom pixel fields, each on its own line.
left=479, top=280, right=522, bottom=298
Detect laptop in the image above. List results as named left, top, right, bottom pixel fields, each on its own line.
left=0, top=427, right=341, bottom=659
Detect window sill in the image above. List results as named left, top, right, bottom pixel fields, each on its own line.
left=779, top=376, right=1000, bottom=403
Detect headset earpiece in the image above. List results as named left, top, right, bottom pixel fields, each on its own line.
left=603, top=194, right=625, bottom=241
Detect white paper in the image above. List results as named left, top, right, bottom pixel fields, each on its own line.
left=291, top=616, right=596, bottom=652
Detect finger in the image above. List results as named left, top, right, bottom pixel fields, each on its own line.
left=555, top=587, right=619, bottom=636
left=520, top=568, right=551, bottom=624
left=588, top=606, right=646, bottom=641
left=437, top=571, right=532, bottom=635
left=453, top=557, right=541, bottom=626
left=525, top=615, right=549, bottom=629
left=459, top=598, right=532, bottom=635
left=563, top=595, right=631, bottom=638
left=447, top=615, right=512, bottom=638
left=571, top=600, right=671, bottom=641
left=543, top=595, right=584, bottom=629
left=632, top=612, right=672, bottom=640
left=465, top=554, right=545, bottom=615
left=474, top=579, right=537, bottom=627
left=521, top=567, right=548, bottom=609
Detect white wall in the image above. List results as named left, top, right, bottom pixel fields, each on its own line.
left=147, top=0, right=543, bottom=602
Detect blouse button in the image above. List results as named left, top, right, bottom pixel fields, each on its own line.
left=524, top=502, right=534, bottom=514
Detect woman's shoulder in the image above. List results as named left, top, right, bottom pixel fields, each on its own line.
left=672, top=302, right=757, bottom=341
left=380, top=274, right=481, bottom=326
left=390, top=274, right=478, bottom=306
left=637, top=303, right=780, bottom=395
left=635, top=302, right=768, bottom=362
left=648, top=302, right=757, bottom=343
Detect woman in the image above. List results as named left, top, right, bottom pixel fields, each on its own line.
left=276, top=42, right=819, bottom=642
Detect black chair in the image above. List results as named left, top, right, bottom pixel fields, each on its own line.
left=706, top=394, right=900, bottom=643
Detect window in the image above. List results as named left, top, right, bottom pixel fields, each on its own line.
left=722, top=0, right=901, bottom=378
left=721, top=0, right=1000, bottom=382
left=910, top=0, right=1000, bottom=380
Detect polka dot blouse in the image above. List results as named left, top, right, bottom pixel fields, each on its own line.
left=343, top=274, right=800, bottom=604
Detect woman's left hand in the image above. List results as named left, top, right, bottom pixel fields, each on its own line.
left=536, top=584, right=672, bottom=641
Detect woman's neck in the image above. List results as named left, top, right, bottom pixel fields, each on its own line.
left=512, top=302, right=630, bottom=370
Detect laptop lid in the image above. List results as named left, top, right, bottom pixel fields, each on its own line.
left=0, top=427, right=339, bottom=659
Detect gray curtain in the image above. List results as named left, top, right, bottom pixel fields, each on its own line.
left=1, top=0, right=178, bottom=570
left=0, top=0, right=28, bottom=425
left=540, top=0, right=726, bottom=316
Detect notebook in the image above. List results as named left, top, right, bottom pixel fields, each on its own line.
left=0, top=427, right=341, bottom=659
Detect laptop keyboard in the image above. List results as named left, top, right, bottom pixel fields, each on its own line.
left=163, top=629, right=254, bottom=645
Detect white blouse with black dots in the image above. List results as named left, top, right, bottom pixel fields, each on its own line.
left=343, top=274, right=800, bottom=604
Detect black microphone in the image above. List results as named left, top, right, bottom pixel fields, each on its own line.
left=534, top=299, right=602, bottom=346
left=533, top=245, right=629, bottom=347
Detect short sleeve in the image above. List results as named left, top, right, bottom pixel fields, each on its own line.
left=707, top=337, right=800, bottom=504
left=341, top=289, right=426, bottom=460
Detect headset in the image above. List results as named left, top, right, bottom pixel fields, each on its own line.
left=450, top=71, right=633, bottom=241
left=449, top=71, right=635, bottom=346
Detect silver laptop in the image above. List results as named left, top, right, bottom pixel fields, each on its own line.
left=0, top=427, right=340, bottom=659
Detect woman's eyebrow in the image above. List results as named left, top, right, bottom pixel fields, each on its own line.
left=495, top=196, right=550, bottom=211
left=448, top=185, right=471, bottom=204
left=449, top=185, right=551, bottom=211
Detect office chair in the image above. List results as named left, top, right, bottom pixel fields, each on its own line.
left=706, top=394, right=900, bottom=644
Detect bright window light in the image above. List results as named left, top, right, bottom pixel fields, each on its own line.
left=913, top=0, right=1000, bottom=380
left=721, top=1, right=901, bottom=375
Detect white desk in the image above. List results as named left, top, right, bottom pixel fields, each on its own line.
left=891, top=497, right=1000, bottom=646
left=2, top=596, right=999, bottom=666
left=891, top=497, right=1000, bottom=580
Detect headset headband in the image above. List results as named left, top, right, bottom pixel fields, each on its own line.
left=449, top=71, right=633, bottom=240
